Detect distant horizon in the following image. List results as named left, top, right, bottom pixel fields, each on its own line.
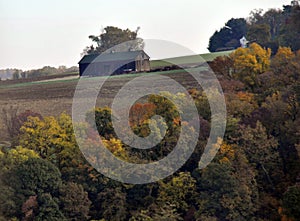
left=0, top=0, right=292, bottom=70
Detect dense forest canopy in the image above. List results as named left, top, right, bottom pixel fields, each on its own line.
left=1, top=44, right=299, bottom=220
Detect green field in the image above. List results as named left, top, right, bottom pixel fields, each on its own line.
left=150, top=50, right=233, bottom=68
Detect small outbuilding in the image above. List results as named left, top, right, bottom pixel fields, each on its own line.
left=78, top=50, right=150, bottom=77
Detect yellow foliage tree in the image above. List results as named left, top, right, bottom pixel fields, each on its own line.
left=158, top=172, right=196, bottom=212
left=231, top=43, right=271, bottom=89
left=218, top=142, right=235, bottom=164
left=102, top=138, right=128, bottom=161
left=273, top=47, right=295, bottom=64
left=7, top=146, right=39, bottom=165
left=271, top=46, right=300, bottom=83
left=18, top=113, right=82, bottom=170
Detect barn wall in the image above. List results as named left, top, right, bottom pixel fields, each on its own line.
left=79, top=51, right=151, bottom=76
left=143, top=59, right=150, bottom=72
left=79, top=64, right=88, bottom=76
left=80, top=60, right=137, bottom=76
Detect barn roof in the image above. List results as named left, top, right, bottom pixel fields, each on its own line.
left=78, top=50, right=150, bottom=64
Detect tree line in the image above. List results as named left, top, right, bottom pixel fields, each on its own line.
left=0, top=66, right=78, bottom=81
left=208, top=1, right=300, bottom=53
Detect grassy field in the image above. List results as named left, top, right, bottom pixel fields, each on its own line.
left=150, top=50, right=233, bottom=68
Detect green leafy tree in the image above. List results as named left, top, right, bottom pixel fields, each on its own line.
left=0, top=146, right=39, bottom=220
left=0, top=179, right=17, bottom=220
left=13, top=158, right=62, bottom=197
left=86, top=107, right=115, bottom=138
left=2, top=158, right=62, bottom=220
left=261, top=9, right=284, bottom=40
left=35, top=193, right=66, bottom=221
left=247, top=23, right=271, bottom=46
left=15, top=158, right=61, bottom=195
left=195, top=142, right=258, bottom=221
left=280, top=3, right=300, bottom=51
left=83, top=26, right=144, bottom=55
left=95, top=187, right=127, bottom=221
left=208, top=18, right=247, bottom=52
left=247, top=7, right=289, bottom=52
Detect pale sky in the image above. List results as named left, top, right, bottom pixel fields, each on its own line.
left=0, top=0, right=292, bottom=70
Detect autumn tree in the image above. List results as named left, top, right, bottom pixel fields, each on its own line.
left=225, top=91, right=258, bottom=118
left=271, top=46, right=295, bottom=74
left=129, top=102, right=156, bottom=127
left=238, top=121, right=284, bottom=195
left=102, top=138, right=128, bottom=161
left=270, top=47, right=300, bottom=86
left=190, top=90, right=211, bottom=121
left=195, top=142, right=258, bottom=220
left=209, top=55, right=234, bottom=79
left=157, top=172, right=196, bottom=213
left=21, top=195, right=38, bottom=221
left=0, top=146, right=39, bottom=169
left=231, top=43, right=271, bottom=89
left=18, top=113, right=85, bottom=176
left=59, top=182, right=91, bottom=221
left=260, top=92, right=290, bottom=135
left=147, top=92, right=181, bottom=130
